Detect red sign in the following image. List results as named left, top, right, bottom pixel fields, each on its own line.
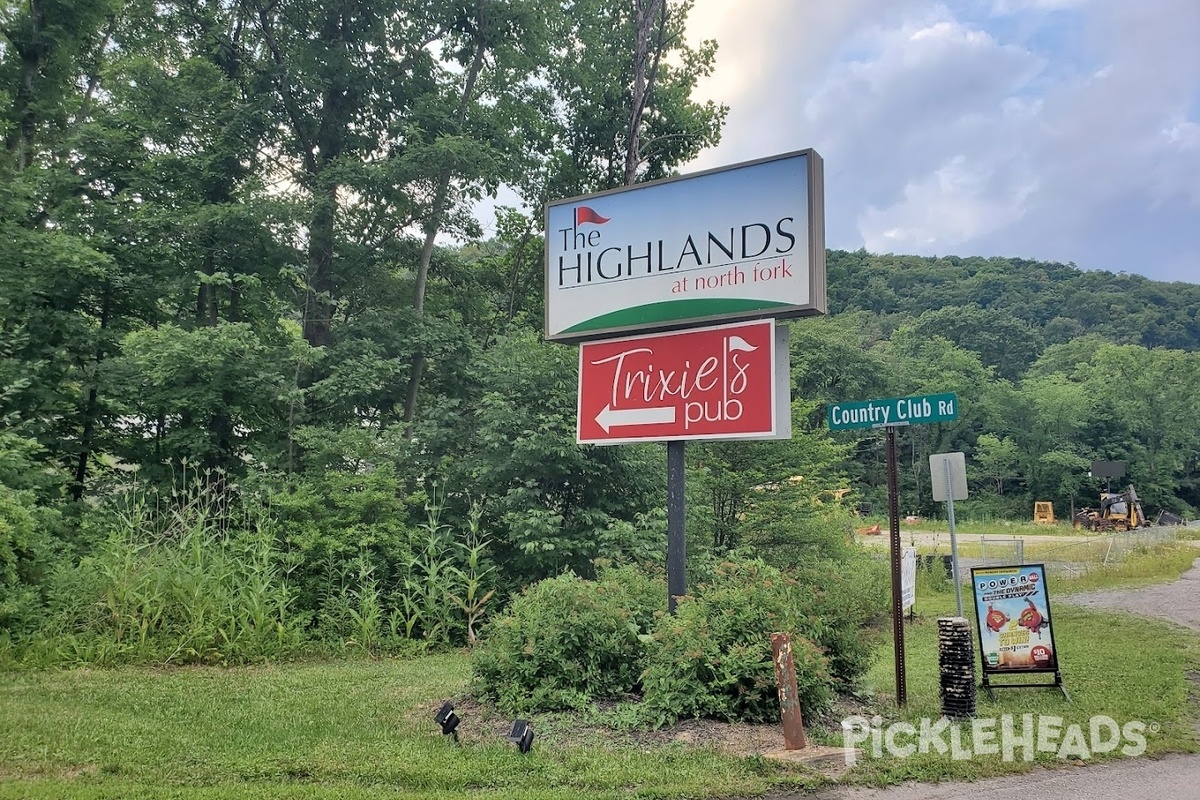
left=577, top=319, right=786, bottom=444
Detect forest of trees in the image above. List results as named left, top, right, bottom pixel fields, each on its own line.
left=1, top=0, right=1198, bottom=660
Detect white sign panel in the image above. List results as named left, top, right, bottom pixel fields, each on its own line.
left=544, top=150, right=826, bottom=342
left=901, top=547, right=917, bottom=610
left=930, top=452, right=969, bottom=502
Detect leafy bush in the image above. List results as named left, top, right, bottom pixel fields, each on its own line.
left=639, top=558, right=835, bottom=726
left=472, top=553, right=882, bottom=726
left=794, top=555, right=888, bottom=685
left=0, top=485, right=54, bottom=636
left=0, top=432, right=64, bottom=638
left=471, top=572, right=648, bottom=712
left=594, top=559, right=666, bottom=633
left=261, top=456, right=423, bottom=617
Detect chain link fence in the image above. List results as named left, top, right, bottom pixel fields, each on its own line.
left=978, top=536, right=1025, bottom=566
left=1033, top=526, right=1183, bottom=578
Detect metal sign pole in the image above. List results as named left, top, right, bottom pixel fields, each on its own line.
left=945, top=459, right=963, bottom=617
left=667, top=440, right=686, bottom=614
left=886, top=425, right=907, bottom=706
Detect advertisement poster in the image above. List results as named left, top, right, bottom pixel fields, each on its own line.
left=971, top=564, right=1058, bottom=673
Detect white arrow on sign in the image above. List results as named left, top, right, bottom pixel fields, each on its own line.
left=595, top=404, right=675, bottom=433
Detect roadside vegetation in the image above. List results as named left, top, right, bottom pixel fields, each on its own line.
left=837, top=555, right=1200, bottom=786
left=2, top=544, right=1196, bottom=799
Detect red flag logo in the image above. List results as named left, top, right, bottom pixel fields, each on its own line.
left=575, top=206, right=610, bottom=226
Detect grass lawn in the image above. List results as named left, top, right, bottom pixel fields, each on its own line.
left=0, top=656, right=808, bottom=800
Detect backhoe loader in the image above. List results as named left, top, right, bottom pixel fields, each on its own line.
left=1072, top=485, right=1148, bottom=532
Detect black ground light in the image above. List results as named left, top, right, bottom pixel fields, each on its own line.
left=434, top=701, right=460, bottom=742
left=506, top=719, right=534, bottom=754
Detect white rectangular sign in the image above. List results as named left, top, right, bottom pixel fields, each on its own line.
left=544, top=150, right=826, bottom=342
left=930, top=452, right=969, bottom=502
left=901, top=547, right=917, bottom=610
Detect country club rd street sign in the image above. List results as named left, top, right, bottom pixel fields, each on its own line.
left=827, top=392, right=959, bottom=431
left=577, top=319, right=790, bottom=445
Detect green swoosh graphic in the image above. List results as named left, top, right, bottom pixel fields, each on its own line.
left=562, top=298, right=793, bottom=335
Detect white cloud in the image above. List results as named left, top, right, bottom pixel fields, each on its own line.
left=860, top=156, right=1040, bottom=252
left=991, top=0, right=1089, bottom=13
left=798, top=11, right=1045, bottom=250
left=685, top=0, right=903, bottom=168
left=681, top=0, right=1199, bottom=280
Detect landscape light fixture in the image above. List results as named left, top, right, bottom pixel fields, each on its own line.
left=434, top=701, right=460, bottom=742
left=506, top=719, right=534, bottom=754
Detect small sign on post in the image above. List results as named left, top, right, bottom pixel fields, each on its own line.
left=929, top=452, right=968, bottom=502
left=930, top=451, right=968, bottom=615
left=901, top=548, right=916, bottom=612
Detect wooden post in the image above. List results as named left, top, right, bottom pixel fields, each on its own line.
left=771, top=632, right=808, bottom=750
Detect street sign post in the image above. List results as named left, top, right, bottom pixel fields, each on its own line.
left=828, top=392, right=960, bottom=707
left=930, top=452, right=969, bottom=615
left=577, top=319, right=789, bottom=445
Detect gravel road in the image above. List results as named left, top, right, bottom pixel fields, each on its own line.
left=1058, top=557, right=1200, bottom=631
left=808, top=754, right=1200, bottom=800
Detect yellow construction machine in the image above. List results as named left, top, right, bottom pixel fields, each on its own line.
left=1033, top=501, right=1055, bottom=524
left=1072, top=485, right=1148, bottom=532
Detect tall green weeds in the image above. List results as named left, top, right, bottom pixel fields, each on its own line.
left=34, top=476, right=304, bottom=666
left=308, top=493, right=499, bottom=655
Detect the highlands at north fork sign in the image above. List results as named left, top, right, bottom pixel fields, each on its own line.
left=543, top=150, right=826, bottom=342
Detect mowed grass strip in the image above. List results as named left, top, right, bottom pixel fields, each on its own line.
left=0, top=656, right=785, bottom=799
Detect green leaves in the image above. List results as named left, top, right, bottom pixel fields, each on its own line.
left=471, top=571, right=653, bottom=713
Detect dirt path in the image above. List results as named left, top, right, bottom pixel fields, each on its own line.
left=1058, top=557, right=1200, bottom=631
left=858, top=530, right=1102, bottom=548
left=857, top=528, right=1200, bottom=551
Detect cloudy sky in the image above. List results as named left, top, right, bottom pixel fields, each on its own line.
left=682, top=0, right=1199, bottom=284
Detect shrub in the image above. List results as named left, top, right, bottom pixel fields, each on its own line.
left=0, top=485, right=54, bottom=636
left=593, top=559, right=666, bottom=632
left=639, top=558, right=835, bottom=726
left=794, top=554, right=888, bottom=685
left=471, top=572, right=648, bottom=712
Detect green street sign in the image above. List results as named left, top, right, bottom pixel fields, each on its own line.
left=827, top=392, right=958, bottom=431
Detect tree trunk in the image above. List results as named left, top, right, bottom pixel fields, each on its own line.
left=623, top=0, right=667, bottom=185
left=303, top=179, right=338, bottom=348
left=70, top=286, right=111, bottom=501
left=401, top=1, right=488, bottom=431
left=7, top=0, right=46, bottom=170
